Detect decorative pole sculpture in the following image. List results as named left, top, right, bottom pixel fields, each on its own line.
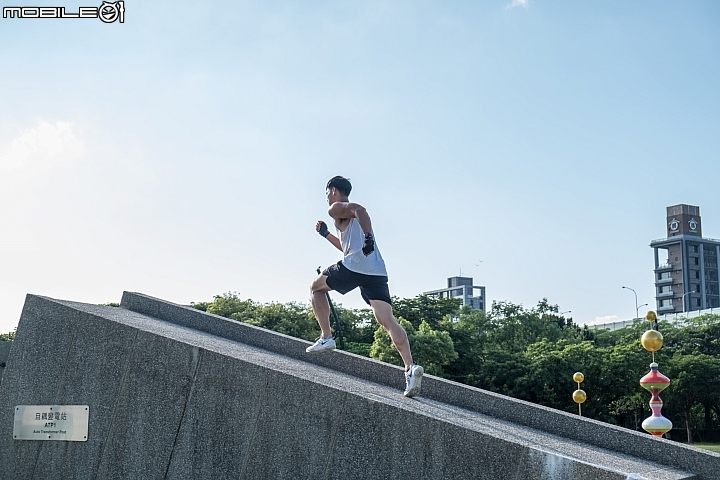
left=572, top=372, right=586, bottom=416
left=639, top=310, right=672, bottom=437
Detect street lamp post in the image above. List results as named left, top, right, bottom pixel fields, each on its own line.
left=622, top=286, right=639, bottom=320
left=682, top=290, right=696, bottom=312
left=637, top=303, right=649, bottom=319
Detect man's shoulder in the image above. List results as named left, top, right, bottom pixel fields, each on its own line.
left=328, top=201, right=361, bottom=219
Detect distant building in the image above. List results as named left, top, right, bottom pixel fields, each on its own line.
left=423, top=277, right=486, bottom=313
left=650, top=204, right=720, bottom=314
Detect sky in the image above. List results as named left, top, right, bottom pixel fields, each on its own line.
left=1, top=0, right=719, bottom=334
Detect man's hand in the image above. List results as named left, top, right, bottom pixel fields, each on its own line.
left=362, top=232, right=375, bottom=256
left=317, top=221, right=330, bottom=238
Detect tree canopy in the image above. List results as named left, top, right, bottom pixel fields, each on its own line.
left=0, top=329, right=15, bottom=342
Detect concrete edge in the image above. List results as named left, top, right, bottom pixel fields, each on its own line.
left=3, top=296, right=695, bottom=480
left=113, top=291, right=720, bottom=477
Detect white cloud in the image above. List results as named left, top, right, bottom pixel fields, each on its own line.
left=0, top=120, right=85, bottom=170
left=506, top=0, right=528, bottom=10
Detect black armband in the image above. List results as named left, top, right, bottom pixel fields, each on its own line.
left=362, top=232, right=375, bottom=255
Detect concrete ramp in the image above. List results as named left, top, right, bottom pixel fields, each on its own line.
left=0, top=292, right=717, bottom=480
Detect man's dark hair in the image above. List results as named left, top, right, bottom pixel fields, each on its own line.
left=326, top=176, right=352, bottom=196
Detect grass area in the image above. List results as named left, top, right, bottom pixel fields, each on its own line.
left=689, top=443, right=720, bottom=453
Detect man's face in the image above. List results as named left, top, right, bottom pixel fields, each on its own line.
left=326, top=187, right=335, bottom=205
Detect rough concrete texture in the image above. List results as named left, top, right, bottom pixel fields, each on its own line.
left=0, top=293, right=716, bottom=480
left=0, top=340, right=10, bottom=384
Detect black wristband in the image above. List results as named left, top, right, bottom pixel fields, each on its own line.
left=362, top=232, right=375, bottom=255
left=318, top=222, right=330, bottom=238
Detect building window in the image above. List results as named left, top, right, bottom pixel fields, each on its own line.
left=697, top=298, right=702, bottom=307
left=695, top=271, right=700, bottom=279
left=692, top=245, right=699, bottom=253
left=694, top=257, right=700, bottom=265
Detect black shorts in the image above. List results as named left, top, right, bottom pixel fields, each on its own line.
left=322, top=261, right=392, bottom=306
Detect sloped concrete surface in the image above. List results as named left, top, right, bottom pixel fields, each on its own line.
left=0, top=293, right=716, bottom=479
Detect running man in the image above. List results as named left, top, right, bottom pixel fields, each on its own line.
left=307, top=175, right=424, bottom=398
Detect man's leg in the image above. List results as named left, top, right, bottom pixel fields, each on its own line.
left=370, top=299, right=423, bottom=397
left=310, top=274, right=333, bottom=339
left=369, top=300, right=414, bottom=368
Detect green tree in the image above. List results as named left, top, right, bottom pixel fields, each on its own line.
left=665, top=353, right=720, bottom=443
left=470, top=346, right=529, bottom=395
left=391, top=295, right=460, bottom=329
left=370, top=318, right=457, bottom=375
left=486, top=299, right=581, bottom=354
left=664, top=315, right=720, bottom=357
left=242, top=302, right=319, bottom=342
left=608, top=392, right=647, bottom=431
left=192, top=292, right=255, bottom=320
left=0, top=329, right=15, bottom=342
left=191, top=292, right=381, bottom=349
left=442, top=306, right=491, bottom=384
left=332, top=304, right=376, bottom=345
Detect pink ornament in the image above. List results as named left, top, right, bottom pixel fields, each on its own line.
left=640, top=363, right=672, bottom=437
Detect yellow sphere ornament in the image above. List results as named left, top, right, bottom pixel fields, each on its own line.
left=641, top=329, right=664, bottom=352
left=573, top=372, right=584, bottom=383
left=645, top=310, right=657, bottom=322
left=573, top=389, right=587, bottom=404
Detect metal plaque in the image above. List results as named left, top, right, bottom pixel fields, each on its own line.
left=13, top=405, right=89, bottom=441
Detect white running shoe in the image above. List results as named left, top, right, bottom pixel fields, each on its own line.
left=404, top=363, right=424, bottom=397
left=305, top=336, right=336, bottom=353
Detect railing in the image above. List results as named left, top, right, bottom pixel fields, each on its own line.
left=651, top=236, right=720, bottom=245
left=588, top=306, right=720, bottom=331
left=655, top=263, right=672, bottom=270
left=588, top=320, right=635, bottom=331
left=656, top=277, right=673, bottom=283
left=657, top=307, right=720, bottom=322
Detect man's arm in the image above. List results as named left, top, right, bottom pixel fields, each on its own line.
left=328, top=202, right=375, bottom=256
left=325, top=233, right=342, bottom=251
left=316, top=220, right=342, bottom=251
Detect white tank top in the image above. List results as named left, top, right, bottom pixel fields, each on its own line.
left=339, top=218, right=388, bottom=276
